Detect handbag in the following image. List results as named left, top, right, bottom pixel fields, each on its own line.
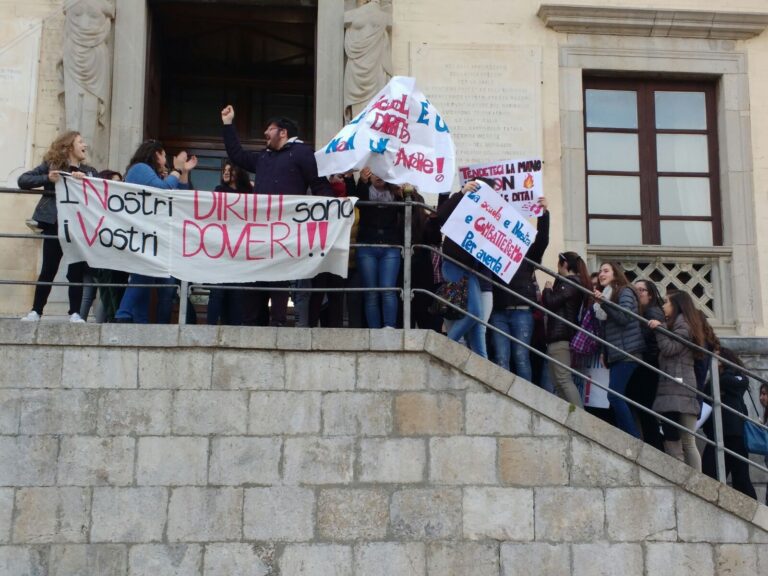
left=744, top=392, right=768, bottom=455
left=570, top=304, right=600, bottom=356
left=429, top=277, right=468, bottom=320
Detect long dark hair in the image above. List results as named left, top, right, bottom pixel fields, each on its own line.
left=635, top=279, right=663, bottom=314
left=760, top=382, right=768, bottom=424
left=559, top=251, right=591, bottom=304
left=127, top=139, right=165, bottom=175
left=231, top=165, right=253, bottom=193
left=599, top=261, right=634, bottom=303
left=665, top=291, right=707, bottom=354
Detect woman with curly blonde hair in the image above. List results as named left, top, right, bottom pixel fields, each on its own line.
left=18, top=131, right=98, bottom=322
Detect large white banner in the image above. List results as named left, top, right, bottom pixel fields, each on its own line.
left=56, top=176, right=357, bottom=282
left=315, top=76, right=455, bottom=194
left=458, top=158, right=544, bottom=218
left=440, top=182, right=538, bottom=282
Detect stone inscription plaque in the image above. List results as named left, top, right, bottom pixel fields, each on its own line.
left=410, top=44, right=542, bottom=190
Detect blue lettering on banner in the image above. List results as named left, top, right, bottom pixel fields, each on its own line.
left=369, top=137, right=389, bottom=154
left=461, top=230, right=477, bottom=254
left=325, top=132, right=356, bottom=154
left=416, top=100, right=450, bottom=133
left=511, top=221, right=532, bottom=246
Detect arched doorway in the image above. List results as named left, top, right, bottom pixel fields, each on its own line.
left=144, top=0, right=318, bottom=190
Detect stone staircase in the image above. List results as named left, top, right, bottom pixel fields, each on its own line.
left=0, top=320, right=766, bottom=575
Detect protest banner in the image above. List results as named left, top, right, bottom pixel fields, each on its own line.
left=458, top=158, right=544, bottom=218
left=315, top=76, right=455, bottom=194
left=56, top=175, right=357, bottom=283
left=440, top=182, right=537, bottom=282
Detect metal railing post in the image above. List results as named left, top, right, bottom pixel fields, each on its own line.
left=179, top=281, right=189, bottom=325
left=710, top=356, right=727, bottom=482
left=402, top=200, right=412, bottom=330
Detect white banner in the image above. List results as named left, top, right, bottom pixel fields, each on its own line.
left=315, top=76, right=455, bottom=194
left=458, top=158, right=544, bottom=218
left=56, top=176, right=357, bottom=282
left=440, top=182, right=537, bottom=282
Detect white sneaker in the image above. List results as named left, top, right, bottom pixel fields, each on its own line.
left=69, top=313, right=86, bottom=324
left=20, top=310, right=40, bottom=322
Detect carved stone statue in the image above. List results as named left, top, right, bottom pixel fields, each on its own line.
left=343, top=0, right=392, bottom=121
left=62, top=0, right=115, bottom=169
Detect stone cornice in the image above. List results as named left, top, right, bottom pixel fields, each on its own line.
left=537, top=4, right=768, bottom=40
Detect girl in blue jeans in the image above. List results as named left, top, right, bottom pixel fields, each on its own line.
left=114, top=140, right=196, bottom=323
left=434, top=181, right=489, bottom=358
left=351, top=168, right=403, bottom=328
left=593, top=262, right=646, bottom=438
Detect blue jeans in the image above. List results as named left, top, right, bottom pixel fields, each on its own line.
left=490, top=309, right=533, bottom=381
left=609, top=361, right=641, bottom=438
left=357, top=246, right=401, bottom=328
left=442, top=260, right=487, bottom=358
left=115, top=274, right=176, bottom=324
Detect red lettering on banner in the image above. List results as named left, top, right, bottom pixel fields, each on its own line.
left=270, top=222, right=293, bottom=258
left=82, top=178, right=108, bottom=209
left=77, top=212, right=104, bottom=246
left=394, top=148, right=434, bottom=174
left=371, top=113, right=411, bottom=143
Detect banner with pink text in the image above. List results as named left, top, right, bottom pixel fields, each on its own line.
left=458, top=158, right=544, bottom=218
left=315, top=76, right=455, bottom=194
left=440, top=182, right=537, bottom=282
left=56, top=176, right=357, bottom=282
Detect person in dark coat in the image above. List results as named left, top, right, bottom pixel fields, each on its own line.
left=593, top=262, right=645, bottom=438
left=701, top=348, right=757, bottom=498
left=625, top=279, right=665, bottom=451
left=18, top=130, right=98, bottom=323
left=220, top=105, right=331, bottom=326
left=649, top=290, right=705, bottom=471
left=541, top=251, right=591, bottom=406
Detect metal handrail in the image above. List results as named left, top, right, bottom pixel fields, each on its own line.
left=2, top=188, right=767, bottom=485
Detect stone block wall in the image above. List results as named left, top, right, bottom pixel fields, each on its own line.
left=0, top=321, right=766, bottom=575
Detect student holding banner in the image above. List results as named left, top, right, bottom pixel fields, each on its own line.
left=434, top=181, right=489, bottom=358
left=220, top=105, right=331, bottom=327
left=19, top=131, right=98, bottom=323
left=351, top=167, right=403, bottom=329
left=113, top=139, right=197, bottom=323
left=489, top=198, right=550, bottom=380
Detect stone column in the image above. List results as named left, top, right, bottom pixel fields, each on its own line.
left=315, top=0, right=345, bottom=148
left=108, top=0, right=148, bottom=173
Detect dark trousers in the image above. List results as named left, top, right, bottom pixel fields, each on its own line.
left=32, top=223, right=85, bottom=315
left=702, top=426, right=757, bottom=499
left=309, top=273, right=344, bottom=327
left=242, top=282, right=289, bottom=326
left=207, top=286, right=245, bottom=326
left=626, top=362, right=664, bottom=451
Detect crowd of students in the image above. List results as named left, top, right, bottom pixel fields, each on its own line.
left=16, top=119, right=767, bottom=502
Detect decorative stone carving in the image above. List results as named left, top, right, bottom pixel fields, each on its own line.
left=62, top=0, right=115, bottom=170
left=343, top=0, right=392, bottom=121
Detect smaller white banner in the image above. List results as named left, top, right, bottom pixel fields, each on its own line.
left=56, top=176, right=357, bottom=283
left=315, top=76, right=455, bottom=194
left=458, top=158, right=544, bottom=218
left=440, top=182, right=537, bottom=282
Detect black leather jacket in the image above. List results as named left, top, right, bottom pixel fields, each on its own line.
left=542, top=273, right=583, bottom=343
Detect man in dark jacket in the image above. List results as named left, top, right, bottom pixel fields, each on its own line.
left=489, top=200, right=550, bottom=381
left=221, top=105, right=331, bottom=196
left=220, top=105, right=332, bottom=326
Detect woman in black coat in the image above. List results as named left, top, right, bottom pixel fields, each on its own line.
left=701, top=347, right=757, bottom=499
left=541, top=251, right=591, bottom=406
left=18, top=131, right=98, bottom=322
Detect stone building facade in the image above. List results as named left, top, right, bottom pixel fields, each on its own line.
left=2, top=0, right=768, bottom=337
